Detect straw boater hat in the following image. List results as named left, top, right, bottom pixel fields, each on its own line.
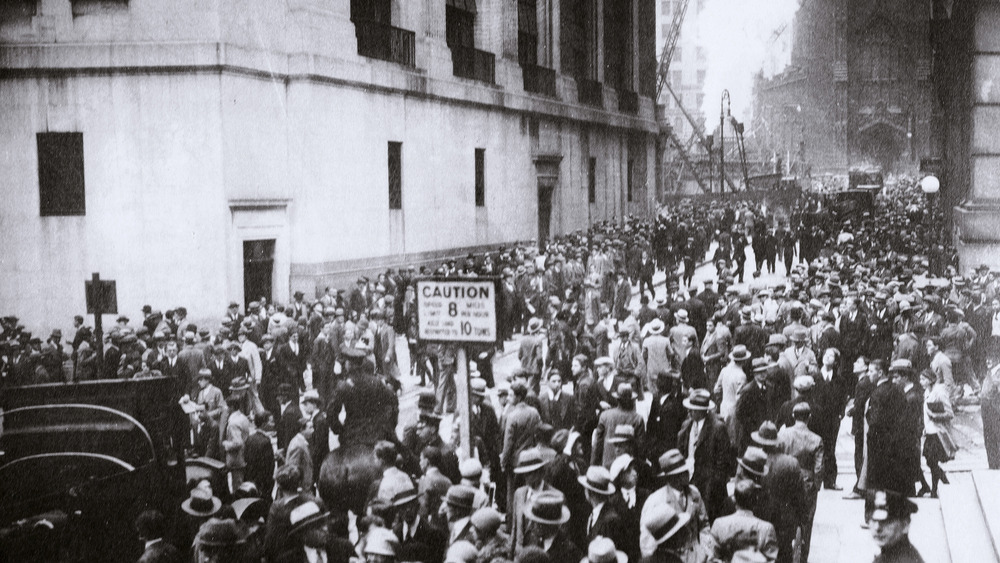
left=611, top=383, right=636, bottom=400
left=609, top=454, right=635, bottom=482
left=288, top=499, right=329, bottom=535
left=682, top=388, right=715, bottom=411
left=729, top=345, right=751, bottom=362
left=646, top=319, right=666, bottom=336
left=524, top=491, right=572, bottom=525
left=528, top=318, right=544, bottom=333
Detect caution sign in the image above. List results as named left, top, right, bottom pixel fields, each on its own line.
left=416, top=278, right=498, bottom=343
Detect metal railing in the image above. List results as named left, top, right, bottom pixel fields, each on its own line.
left=354, top=20, right=416, bottom=67
left=451, top=45, right=496, bottom=84
left=577, top=78, right=603, bottom=107
left=522, top=64, right=557, bottom=97
left=618, top=89, right=639, bottom=114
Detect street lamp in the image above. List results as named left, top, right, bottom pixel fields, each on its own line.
left=920, top=175, right=941, bottom=272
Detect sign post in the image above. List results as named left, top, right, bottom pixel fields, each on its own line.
left=415, top=277, right=498, bottom=458
left=86, top=273, right=118, bottom=379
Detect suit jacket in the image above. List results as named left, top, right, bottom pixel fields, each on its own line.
left=539, top=390, right=576, bottom=431
left=155, top=355, right=192, bottom=400
left=523, top=529, right=584, bottom=563
left=277, top=402, right=303, bottom=452
left=586, top=501, right=629, bottom=556
left=244, top=430, right=275, bottom=496
left=677, top=412, right=735, bottom=519
left=839, top=311, right=869, bottom=358
left=394, top=516, right=448, bottom=563
left=279, top=343, right=307, bottom=389
left=308, top=411, right=331, bottom=476
left=866, top=379, right=909, bottom=492
left=646, top=391, right=686, bottom=460
left=761, top=453, right=806, bottom=533
left=733, top=381, right=772, bottom=454
left=777, top=423, right=823, bottom=493
left=592, top=407, right=645, bottom=467
left=708, top=508, right=779, bottom=562
left=501, top=402, right=542, bottom=473
left=613, top=279, right=632, bottom=321
left=509, top=483, right=555, bottom=554
left=208, top=356, right=233, bottom=390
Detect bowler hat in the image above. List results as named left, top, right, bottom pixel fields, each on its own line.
left=683, top=389, right=715, bottom=411
left=578, top=466, right=616, bottom=495
left=228, top=377, right=250, bottom=393
left=524, top=491, right=571, bottom=525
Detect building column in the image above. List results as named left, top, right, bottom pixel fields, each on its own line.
left=954, top=1, right=1000, bottom=270
left=631, top=0, right=639, bottom=92
left=594, top=0, right=605, bottom=82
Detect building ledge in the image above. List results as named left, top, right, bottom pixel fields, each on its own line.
left=228, top=198, right=291, bottom=210
left=954, top=201, right=1000, bottom=242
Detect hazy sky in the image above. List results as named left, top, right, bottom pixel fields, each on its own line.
left=694, top=0, right=800, bottom=129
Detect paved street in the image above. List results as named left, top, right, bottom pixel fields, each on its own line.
left=378, top=242, right=993, bottom=562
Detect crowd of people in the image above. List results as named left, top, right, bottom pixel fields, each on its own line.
left=2, top=177, right=998, bottom=563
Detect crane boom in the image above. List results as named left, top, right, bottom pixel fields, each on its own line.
left=655, top=0, right=691, bottom=101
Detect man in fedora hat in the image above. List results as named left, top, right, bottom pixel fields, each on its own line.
left=326, top=350, right=399, bottom=450
left=188, top=368, right=225, bottom=458
left=273, top=498, right=339, bottom=563
left=193, top=517, right=249, bottom=562
left=780, top=328, right=817, bottom=378
left=276, top=383, right=303, bottom=453
left=641, top=502, right=692, bottom=563
left=639, top=449, right=708, bottom=560
left=520, top=318, right=547, bottom=393
left=777, top=403, right=822, bottom=561
left=669, top=309, right=699, bottom=353
left=521, top=490, right=583, bottom=563
left=750, top=421, right=805, bottom=563
left=734, top=306, right=769, bottom=358
left=733, top=358, right=775, bottom=455
left=706, top=479, right=778, bottom=562
left=285, top=415, right=315, bottom=493
left=593, top=384, right=645, bottom=467
left=715, top=345, right=751, bottom=425
left=646, top=370, right=686, bottom=461
left=388, top=477, right=447, bottom=563
left=222, top=379, right=253, bottom=489
left=678, top=389, right=735, bottom=521
left=508, top=448, right=554, bottom=554
left=442, top=485, right=477, bottom=547
left=579, top=466, right=628, bottom=553
left=865, top=489, right=924, bottom=562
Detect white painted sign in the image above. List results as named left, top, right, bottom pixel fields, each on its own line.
left=416, top=279, right=498, bottom=343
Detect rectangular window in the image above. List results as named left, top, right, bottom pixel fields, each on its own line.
left=627, top=159, right=634, bottom=202
left=661, top=1, right=670, bottom=15
left=697, top=70, right=706, bottom=85
left=674, top=46, right=682, bottom=62
left=388, top=141, right=402, bottom=210
left=671, top=70, right=682, bottom=86
left=588, top=157, right=596, bottom=204
left=37, top=132, right=86, bottom=216
left=475, top=148, right=486, bottom=207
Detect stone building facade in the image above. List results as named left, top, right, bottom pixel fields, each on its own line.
left=752, top=0, right=935, bottom=174
left=0, top=0, right=657, bottom=329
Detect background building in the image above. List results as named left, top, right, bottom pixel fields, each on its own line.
left=0, top=0, right=657, bottom=328
left=752, top=0, right=934, bottom=175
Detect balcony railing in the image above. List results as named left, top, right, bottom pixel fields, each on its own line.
left=451, top=45, right=496, bottom=84
left=354, top=20, right=416, bottom=67
left=522, top=64, right=557, bottom=97
left=618, top=89, right=639, bottom=114
left=577, top=79, right=603, bottom=108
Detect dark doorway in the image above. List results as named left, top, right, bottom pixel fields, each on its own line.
left=537, top=180, right=555, bottom=251
left=243, top=240, right=275, bottom=309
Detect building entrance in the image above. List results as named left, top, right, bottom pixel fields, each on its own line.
left=537, top=179, right=555, bottom=251
left=243, top=239, right=275, bottom=309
